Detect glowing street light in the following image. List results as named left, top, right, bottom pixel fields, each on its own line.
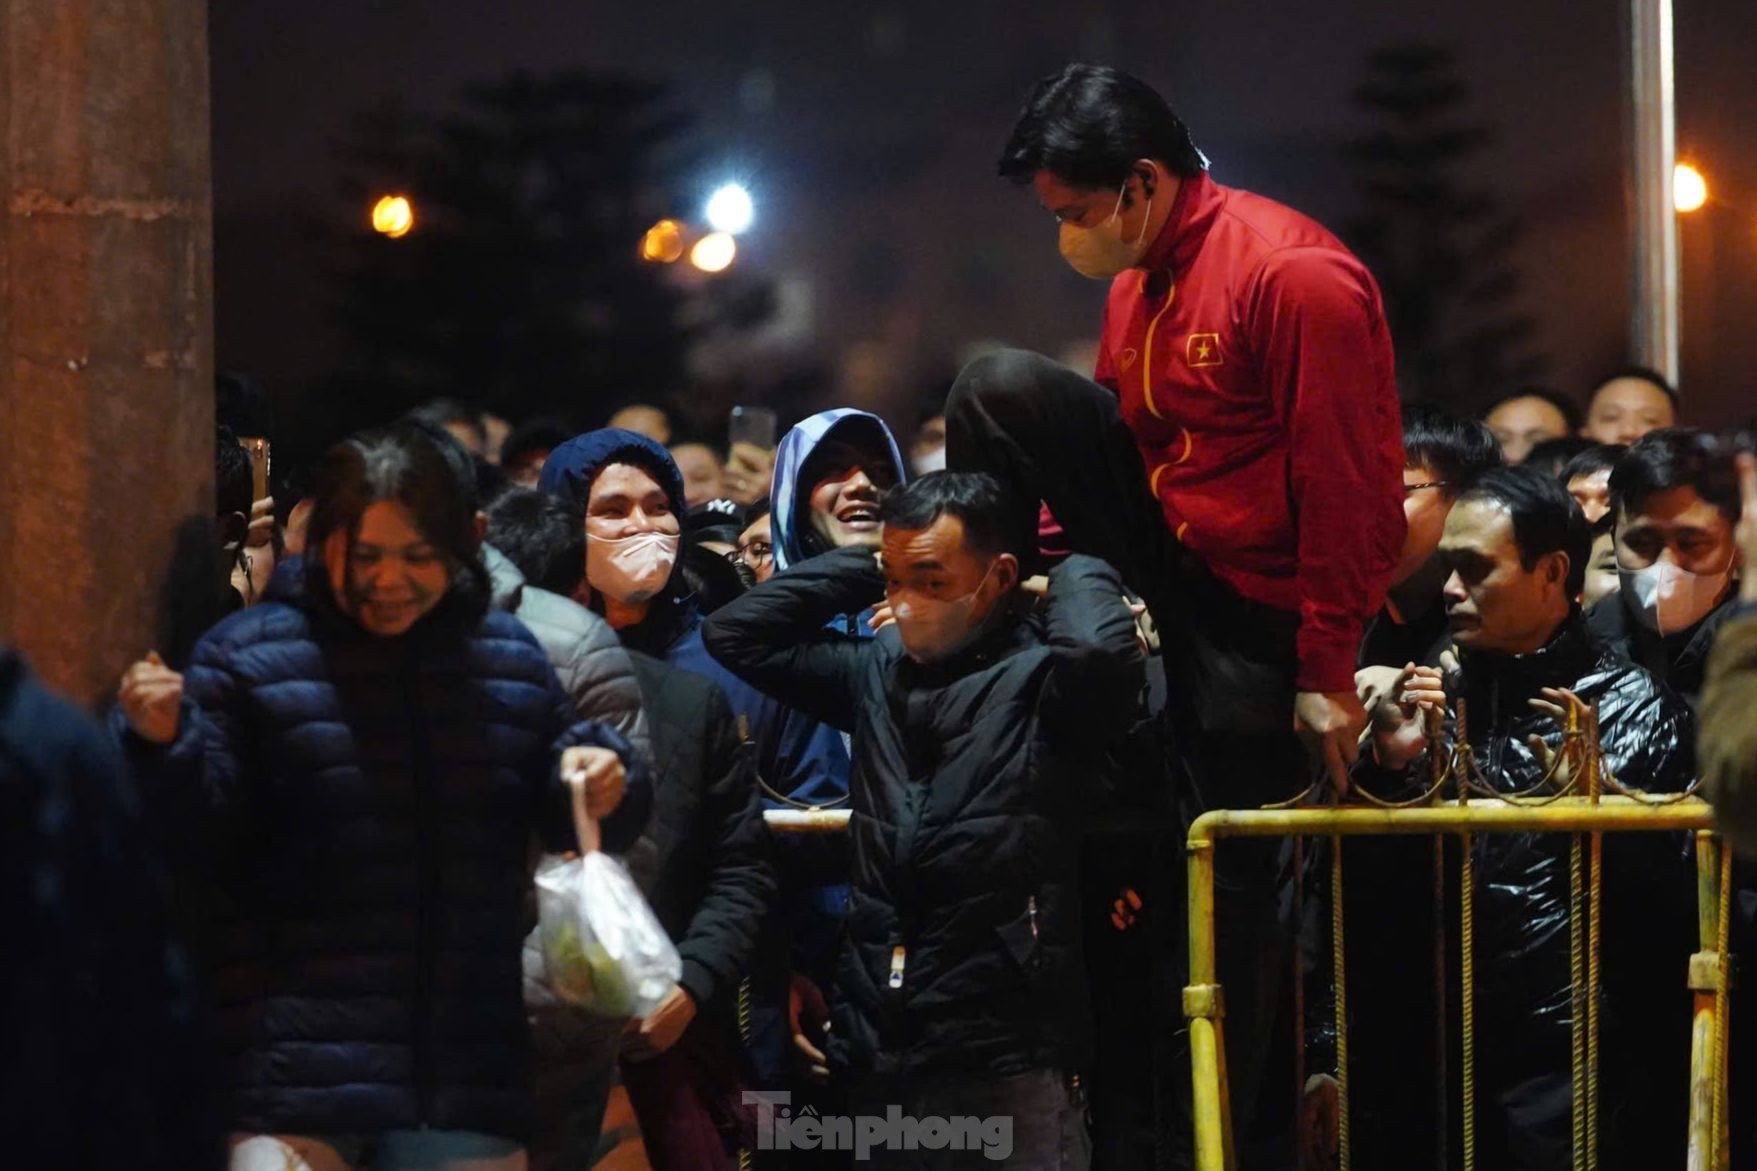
left=705, top=183, right=755, bottom=235
left=1673, top=163, right=1707, bottom=214
left=640, top=219, right=686, bottom=263
left=371, top=194, right=415, bottom=238
left=690, top=231, right=738, bottom=273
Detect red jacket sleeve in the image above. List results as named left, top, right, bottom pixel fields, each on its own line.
left=1248, top=247, right=1405, bottom=693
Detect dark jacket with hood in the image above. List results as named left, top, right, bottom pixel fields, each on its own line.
left=110, top=560, right=649, bottom=1142
left=539, top=427, right=851, bottom=809
left=703, top=545, right=1146, bottom=1080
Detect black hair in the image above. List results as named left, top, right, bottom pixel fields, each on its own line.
left=302, top=426, right=489, bottom=625
left=745, top=496, right=771, bottom=523
left=398, top=419, right=482, bottom=509
left=485, top=487, right=586, bottom=597
left=1479, top=387, right=1584, bottom=434
left=404, top=398, right=486, bottom=450
left=1609, top=427, right=1740, bottom=525
left=1559, top=444, right=1625, bottom=487
left=1457, top=466, right=1591, bottom=599
left=999, top=64, right=1206, bottom=189
left=1401, top=405, right=1503, bottom=492
left=214, top=426, right=255, bottom=522
left=215, top=369, right=270, bottom=436
left=677, top=542, right=747, bottom=615
left=1590, top=365, right=1680, bottom=410
left=1522, top=436, right=1596, bottom=479
left=878, top=471, right=1020, bottom=560
left=501, top=417, right=573, bottom=476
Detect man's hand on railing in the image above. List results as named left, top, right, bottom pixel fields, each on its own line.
left=1368, top=662, right=1447, bottom=772
left=1527, top=686, right=1590, bottom=790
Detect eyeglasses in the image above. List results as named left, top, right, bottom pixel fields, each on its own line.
left=1403, top=480, right=1452, bottom=494
left=729, top=540, right=773, bottom=568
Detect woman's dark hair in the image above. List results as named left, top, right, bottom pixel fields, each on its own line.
left=1609, top=427, right=1740, bottom=525
left=486, top=487, right=586, bottom=597
left=999, top=64, right=1206, bottom=189
left=1479, top=387, right=1584, bottom=434
left=1457, top=466, right=1591, bottom=599
left=1402, top=405, right=1503, bottom=492
left=302, top=426, right=489, bottom=625
left=1558, top=444, right=1626, bottom=487
left=879, top=471, right=1021, bottom=560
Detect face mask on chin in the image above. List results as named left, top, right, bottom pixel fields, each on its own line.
left=587, top=530, right=679, bottom=605
left=1058, top=175, right=1154, bottom=281
left=891, top=559, right=1001, bottom=663
left=1619, top=557, right=1735, bottom=635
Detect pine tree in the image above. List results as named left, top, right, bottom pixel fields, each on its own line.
left=1345, top=44, right=1545, bottom=407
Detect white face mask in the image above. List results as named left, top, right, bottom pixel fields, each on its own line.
left=1058, top=177, right=1154, bottom=281
left=891, top=559, right=1000, bottom=663
left=911, top=445, right=946, bottom=475
left=587, top=530, right=678, bottom=605
left=1619, top=558, right=1734, bottom=635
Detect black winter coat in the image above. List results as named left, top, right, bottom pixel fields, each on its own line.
left=703, top=547, right=1145, bottom=1080
left=1359, top=616, right=1695, bottom=1165
left=114, top=577, right=649, bottom=1142
left=622, top=651, right=775, bottom=1012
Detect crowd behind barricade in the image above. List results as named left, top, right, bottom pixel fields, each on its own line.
left=7, top=63, right=1757, bottom=1171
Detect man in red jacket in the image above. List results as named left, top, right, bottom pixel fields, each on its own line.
left=947, top=63, right=1404, bottom=1154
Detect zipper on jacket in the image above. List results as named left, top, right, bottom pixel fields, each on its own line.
left=889, top=945, right=907, bottom=990
left=404, top=650, right=439, bottom=1125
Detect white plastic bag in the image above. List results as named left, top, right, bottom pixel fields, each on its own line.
left=532, top=776, right=679, bottom=1019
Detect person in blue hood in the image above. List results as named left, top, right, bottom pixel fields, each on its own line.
left=541, top=428, right=854, bottom=1092
left=771, top=408, right=908, bottom=579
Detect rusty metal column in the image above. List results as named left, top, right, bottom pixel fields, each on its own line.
left=0, top=0, right=214, bottom=705
left=1628, top=0, right=1680, bottom=387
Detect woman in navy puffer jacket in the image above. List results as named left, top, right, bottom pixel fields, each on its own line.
left=116, top=426, right=649, bottom=1171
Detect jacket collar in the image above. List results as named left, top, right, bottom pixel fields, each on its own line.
left=1458, top=612, right=1600, bottom=710
left=1137, top=170, right=1225, bottom=277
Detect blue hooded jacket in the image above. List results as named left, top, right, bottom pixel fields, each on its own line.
left=540, top=428, right=851, bottom=807
left=771, top=408, right=908, bottom=577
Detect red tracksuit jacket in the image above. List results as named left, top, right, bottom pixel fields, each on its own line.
left=1093, top=171, right=1405, bottom=694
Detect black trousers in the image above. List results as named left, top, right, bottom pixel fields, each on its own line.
left=947, top=349, right=1306, bottom=1166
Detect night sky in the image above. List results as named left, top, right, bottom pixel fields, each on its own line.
left=211, top=0, right=1757, bottom=432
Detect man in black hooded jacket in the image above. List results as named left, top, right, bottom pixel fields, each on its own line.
left=705, top=471, right=1144, bottom=1170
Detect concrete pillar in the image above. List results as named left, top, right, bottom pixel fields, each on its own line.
left=1, top=0, right=214, bottom=705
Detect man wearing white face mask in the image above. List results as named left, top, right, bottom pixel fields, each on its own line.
left=703, top=472, right=1145, bottom=1169
left=1586, top=428, right=1744, bottom=707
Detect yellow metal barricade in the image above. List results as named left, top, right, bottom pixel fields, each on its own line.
left=1180, top=787, right=1728, bottom=1160
left=1185, top=704, right=1736, bottom=1171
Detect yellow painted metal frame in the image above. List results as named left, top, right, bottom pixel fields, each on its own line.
left=1184, top=796, right=1731, bottom=1171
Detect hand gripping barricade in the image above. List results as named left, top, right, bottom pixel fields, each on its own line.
left=1183, top=694, right=1735, bottom=1171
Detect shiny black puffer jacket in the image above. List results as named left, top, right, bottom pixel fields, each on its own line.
left=1359, top=616, right=1696, bottom=1164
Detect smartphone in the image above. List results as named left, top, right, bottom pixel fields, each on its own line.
left=238, top=436, right=271, bottom=501
left=728, top=406, right=778, bottom=451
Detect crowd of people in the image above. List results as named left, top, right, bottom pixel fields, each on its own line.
left=7, top=62, right=1757, bottom=1171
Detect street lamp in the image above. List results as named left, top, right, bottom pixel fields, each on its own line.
left=1674, top=163, right=1707, bottom=214
left=705, top=183, right=755, bottom=235
left=371, top=195, right=415, bottom=238
left=690, top=231, right=738, bottom=273
left=640, top=219, right=686, bottom=263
